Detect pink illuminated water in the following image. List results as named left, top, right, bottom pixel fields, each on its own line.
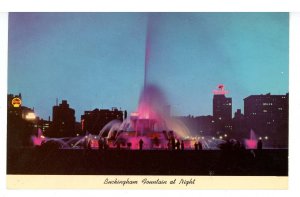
left=31, top=128, right=45, bottom=146
left=245, top=129, right=257, bottom=149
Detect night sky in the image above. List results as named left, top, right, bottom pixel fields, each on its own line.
left=8, top=13, right=289, bottom=121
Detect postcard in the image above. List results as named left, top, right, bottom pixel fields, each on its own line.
left=6, top=12, right=289, bottom=189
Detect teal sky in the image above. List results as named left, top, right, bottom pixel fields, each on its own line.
left=8, top=13, right=289, bottom=121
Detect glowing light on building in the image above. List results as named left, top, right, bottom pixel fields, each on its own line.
left=25, top=112, right=36, bottom=120
left=213, top=84, right=229, bottom=95
left=12, top=97, right=22, bottom=107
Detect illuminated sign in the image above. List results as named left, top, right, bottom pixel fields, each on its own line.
left=11, top=97, right=22, bottom=108
left=213, top=84, right=229, bottom=95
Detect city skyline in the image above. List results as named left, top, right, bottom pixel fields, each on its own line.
left=8, top=13, right=289, bottom=121
left=8, top=90, right=289, bottom=123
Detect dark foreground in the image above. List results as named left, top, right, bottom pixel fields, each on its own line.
left=7, top=148, right=288, bottom=176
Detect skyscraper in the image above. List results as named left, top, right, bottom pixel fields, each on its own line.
left=213, top=84, right=232, bottom=122
left=47, top=100, right=76, bottom=137
left=212, top=84, right=233, bottom=135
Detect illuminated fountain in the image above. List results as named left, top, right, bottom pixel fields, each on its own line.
left=101, top=84, right=192, bottom=149
left=244, top=129, right=257, bottom=149
left=31, top=128, right=44, bottom=146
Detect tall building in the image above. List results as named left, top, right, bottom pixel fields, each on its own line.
left=7, top=93, right=37, bottom=148
left=81, top=107, right=123, bottom=135
left=244, top=93, right=288, bottom=147
left=213, top=84, right=232, bottom=121
left=212, top=85, right=232, bottom=134
left=47, top=100, right=76, bottom=137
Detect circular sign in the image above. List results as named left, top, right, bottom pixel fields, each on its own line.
left=12, top=97, right=22, bottom=108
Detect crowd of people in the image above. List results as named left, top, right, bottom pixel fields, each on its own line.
left=84, top=136, right=263, bottom=151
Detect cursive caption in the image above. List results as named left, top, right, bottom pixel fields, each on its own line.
left=104, top=178, right=195, bottom=187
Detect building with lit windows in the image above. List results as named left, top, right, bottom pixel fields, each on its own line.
left=212, top=85, right=233, bottom=134
left=244, top=93, right=288, bottom=147
left=213, top=85, right=232, bottom=122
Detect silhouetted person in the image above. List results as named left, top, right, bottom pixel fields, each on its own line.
left=167, top=141, right=171, bottom=150
left=124, top=110, right=127, bottom=119
left=83, top=138, right=88, bottom=149
left=98, top=138, right=103, bottom=150
left=139, top=139, right=144, bottom=150
left=87, top=140, right=92, bottom=150
left=240, top=143, right=246, bottom=150
left=171, top=137, right=176, bottom=150
left=175, top=139, right=180, bottom=150
left=198, top=141, right=203, bottom=150
left=153, top=136, right=159, bottom=147
left=257, top=139, right=263, bottom=150
left=194, top=142, right=198, bottom=150
left=127, top=142, right=132, bottom=150
left=180, top=140, right=185, bottom=150
left=234, top=140, right=241, bottom=150
left=103, top=138, right=108, bottom=150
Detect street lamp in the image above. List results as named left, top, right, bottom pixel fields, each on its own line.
left=265, top=136, right=268, bottom=140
